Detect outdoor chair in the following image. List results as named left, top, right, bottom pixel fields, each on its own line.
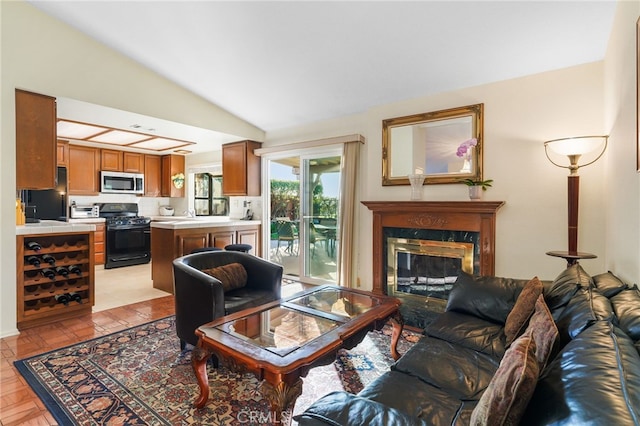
left=276, top=220, right=299, bottom=255
left=172, top=251, right=283, bottom=350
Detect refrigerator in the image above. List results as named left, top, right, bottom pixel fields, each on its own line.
left=26, top=167, right=68, bottom=221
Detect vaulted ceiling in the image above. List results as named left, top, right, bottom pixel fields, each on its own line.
left=29, top=1, right=616, bottom=152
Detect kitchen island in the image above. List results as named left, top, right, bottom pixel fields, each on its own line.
left=150, top=218, right=261, bottom=293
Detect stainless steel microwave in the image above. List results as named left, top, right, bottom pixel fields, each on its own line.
left=100, top=171, right=144, bottom=194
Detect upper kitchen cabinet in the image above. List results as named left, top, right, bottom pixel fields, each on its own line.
left=16, top=90, right=57, bottom=190
left=222, top=140, right=262, bottom=196
left=100, top=149, right=123, bottom=171
left=69, top=145, right=100, bottom=195
left=57, top=140, right=69, bottom=167
left=144, top=155, right=162, bottom=197
left=161, top=154, right=185, bottom=198
left=123, top=152, right=144, bottom=173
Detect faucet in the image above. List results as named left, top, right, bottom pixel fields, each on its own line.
left=183, top=209, right=195, bottom=218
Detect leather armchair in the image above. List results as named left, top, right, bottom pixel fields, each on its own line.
left=173, top=251, right=283, bottom=349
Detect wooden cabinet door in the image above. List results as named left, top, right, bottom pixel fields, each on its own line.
left=123, top=152, right=144, bottom=173
left=161, top=154, right=185, bottom=198
left=94, top=223, right=105, bottom=264
left=69, top=145, right=100, bottom=195
left=222, top=140, right=261, bottom=196
left=177, top=233, right=209, bottom=257
left=144, top=155, right=162, bottom=197
left=57, top=140, right=69, bottom=167
left=209, top=230, right=234, bottom=249
left=100, top=149, right=123, bottom=171
left=16, top=89, right=57, bottom=190
left=237, top=227, right=260, bottom=256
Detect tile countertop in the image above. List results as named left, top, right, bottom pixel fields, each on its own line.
left=67, top=218, right=106, bottom=224
left=16, top=220, right=96, bottom=235
left=150, top=217, right=261, bottom=230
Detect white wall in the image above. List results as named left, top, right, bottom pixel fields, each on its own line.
left=603, top=0, right=640, bottom=284
left=268, top=62, right=607, bottom=289
left=0, top=1, right=264, bottom=337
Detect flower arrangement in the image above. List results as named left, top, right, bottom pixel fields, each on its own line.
left=171, top=173, right=185, bottom=189
left=456, top=138, right=477, bottom=158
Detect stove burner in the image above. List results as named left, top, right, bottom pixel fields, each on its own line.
left=106, top=216, right=151, bottom=226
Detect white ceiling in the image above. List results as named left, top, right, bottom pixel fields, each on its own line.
left=30, top=0, right=616, bottom=153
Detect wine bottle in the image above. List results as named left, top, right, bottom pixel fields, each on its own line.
left=55, top=266, right=69, bottom=277
left=40, top=268, right=56, bottom=280
left=68, top=264, right=82, bottom=275
left=26, top=241, right=42, bottom=251
left=42, top=254, right=56, bottom=265
left=55, top=293, right=70, bottom=306
left=68, top=292, right=83, bottom=304
left=27, top=256, right=41, bottom=267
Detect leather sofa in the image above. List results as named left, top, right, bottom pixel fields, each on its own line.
left=172, top=251, right=283, bottom=350
left=295, top=264, right=640, bottom=425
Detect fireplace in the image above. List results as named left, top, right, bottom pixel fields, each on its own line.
left=363, top=201, right=504, bottom=327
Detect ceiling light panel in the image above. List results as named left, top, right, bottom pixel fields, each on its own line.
left=57, top=120, right=108, bottom=139
left=88, top=130, right=152, bottom=144
left=130, top=138, right=194, bottom=151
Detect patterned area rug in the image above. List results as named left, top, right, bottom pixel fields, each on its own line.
left=15, top=316, right=421, bottom=425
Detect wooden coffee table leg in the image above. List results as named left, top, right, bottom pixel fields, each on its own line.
left=389, top=311, right=404, bottom=360
left=259, top=378, right=303, bottom=425
left=192, top=344, right=213, bottom=409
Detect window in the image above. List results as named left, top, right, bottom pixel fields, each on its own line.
left=194, top=173, right=229, bottom=216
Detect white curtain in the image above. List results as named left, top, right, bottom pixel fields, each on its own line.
left=337, top=140, right=361, bottom=287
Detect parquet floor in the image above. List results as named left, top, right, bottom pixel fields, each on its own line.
left=0, top=296, right=176, bottom=426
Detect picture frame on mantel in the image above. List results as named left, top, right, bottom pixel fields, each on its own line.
left=382, top=104, right=484, bottom=186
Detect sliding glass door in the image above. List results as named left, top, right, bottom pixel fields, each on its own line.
left=265, top=148, right=342, bottom=285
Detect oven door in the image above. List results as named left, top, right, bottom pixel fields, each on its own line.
left=105, top=224, right=151, bottom=269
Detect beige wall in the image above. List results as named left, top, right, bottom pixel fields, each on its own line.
left=0, top=1, right=264, bottom=337
left=268, top=62, right=607, bottom=289
left=604, top=0, right=640, bottom=284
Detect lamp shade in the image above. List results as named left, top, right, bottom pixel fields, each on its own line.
left=544, top=135, right=608, bottom=171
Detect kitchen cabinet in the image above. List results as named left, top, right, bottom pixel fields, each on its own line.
left=222, top=140, right=262, bottom=196
left=151, top=222, right=260, bottom=293
left=144, top=154, right=162, bottom=197
left=17, top=231, right=95, bottom=329
left=94, top=223, right=105, bottom=265
left=69, top=145, right=100, bottom=195
left=161, top=154, right=185, bottom=198
left=123, top=152, right=144, bottom=173
left=57, top=140, right=69, bottom=167
left=16, top=89, right=57, bottom=190
left=100, top=149, right=123, bottom=171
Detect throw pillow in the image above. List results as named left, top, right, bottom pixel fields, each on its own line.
left=504, top=277, right=544, bottom=346
left=201, top=263, right=247, bottom=292
left=526, top=294, right=559, bottom=368
left=470, top=330, right=539, bottom=426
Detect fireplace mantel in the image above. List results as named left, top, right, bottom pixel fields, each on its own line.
left=362, top=201, right=505, bottom=295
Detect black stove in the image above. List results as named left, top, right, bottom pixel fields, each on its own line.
left=98, top=203, right=151, bottom=269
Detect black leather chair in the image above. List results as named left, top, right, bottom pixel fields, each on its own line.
left=172, top=251, right=283, bottom=350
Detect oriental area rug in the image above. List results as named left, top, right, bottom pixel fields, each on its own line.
left=15, top=316, right=421, bottom=426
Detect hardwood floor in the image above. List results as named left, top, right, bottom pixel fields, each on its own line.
left=0, top=296, right=175, bottom=425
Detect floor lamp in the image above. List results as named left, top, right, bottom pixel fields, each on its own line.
left=544, top=135, right=608, bottom=266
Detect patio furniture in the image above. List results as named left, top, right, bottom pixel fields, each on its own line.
left=276, top=220, right=299, bottom=255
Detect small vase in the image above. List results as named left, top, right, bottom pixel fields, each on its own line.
left=408, top=174, right=425, bottom=200
left=468, top=186, right=483, bottom=200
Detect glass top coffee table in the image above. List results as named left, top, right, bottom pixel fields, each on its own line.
left=192, top=285, right=403, bottom=424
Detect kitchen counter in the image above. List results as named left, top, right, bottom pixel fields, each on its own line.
left=16, top=220, right=96, bottom=235
left=150, top=218, right=261, bottom=229
left=68, top=218, right=106, bottom=224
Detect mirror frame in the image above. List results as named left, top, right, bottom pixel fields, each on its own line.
left=382, top=103, right=484, bottom=185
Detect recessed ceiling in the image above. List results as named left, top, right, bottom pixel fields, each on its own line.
left=30, top=1, right=616, bottom=135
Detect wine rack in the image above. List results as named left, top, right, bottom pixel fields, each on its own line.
left=17, top=231, right=95, bottom=329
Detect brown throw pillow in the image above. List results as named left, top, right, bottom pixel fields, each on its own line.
left=504, top=277, right=544, bottom=346
left=201, top=263, right=247, bottom=292
left=526, top=294, right=559, bottom=368
left=470, top=330, right=539, bottom=426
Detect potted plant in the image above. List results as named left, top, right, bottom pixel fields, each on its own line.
left=462, top=178, right=493, bottom=200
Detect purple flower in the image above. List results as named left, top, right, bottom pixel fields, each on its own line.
left=456, top=138, right=477, bottom=158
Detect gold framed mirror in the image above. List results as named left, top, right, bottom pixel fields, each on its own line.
left=382, top=103, right=484, bottom=185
